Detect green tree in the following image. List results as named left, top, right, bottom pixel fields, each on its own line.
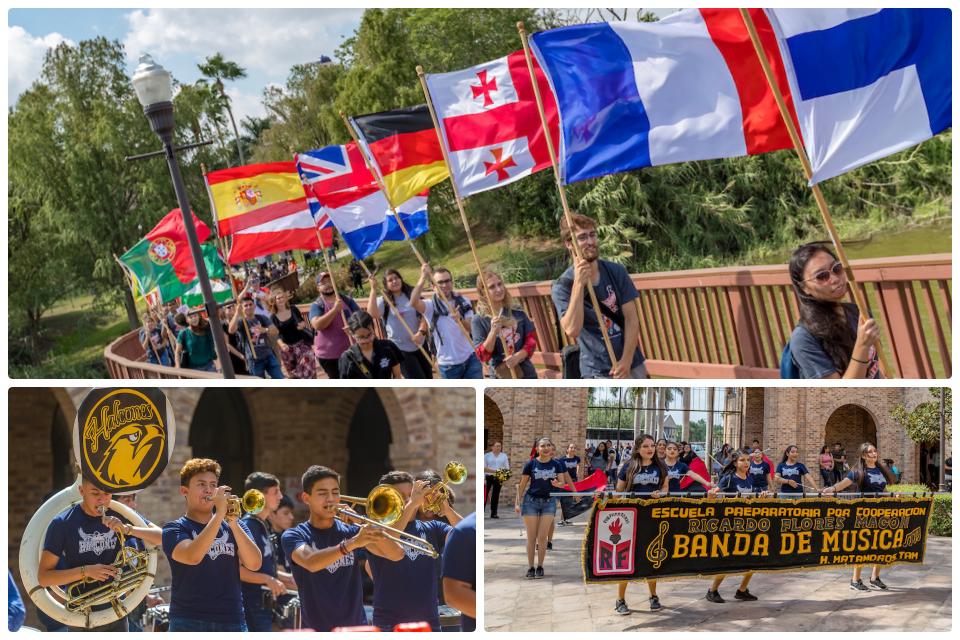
left=892, top=388, right=952, bottom=445
left=198, top=53, right=248, bottom=165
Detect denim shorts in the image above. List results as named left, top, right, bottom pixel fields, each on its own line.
left=521, top=494, right=557, bottom=517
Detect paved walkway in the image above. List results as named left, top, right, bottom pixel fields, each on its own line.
left=483, top=512, right=952, bottom=631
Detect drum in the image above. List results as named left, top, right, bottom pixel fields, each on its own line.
left=438, top=604, right=462, bottom=631
left=276, top=594, right=300, bottom=630
left=144, top=603, right=170, bottom=632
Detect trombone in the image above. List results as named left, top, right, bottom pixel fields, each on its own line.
left=423, top=461, right=468, bottom=515
left=338, top=485, right=438, bottom=558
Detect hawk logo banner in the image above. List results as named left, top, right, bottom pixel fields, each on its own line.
left=582, top=496, right=934, bottom=583
left=592, top=508, right=636, bottom=576
left=74, top=389, right=175, bottom=493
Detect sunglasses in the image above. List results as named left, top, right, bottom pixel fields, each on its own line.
left=804, top=261, right=844, bottom=283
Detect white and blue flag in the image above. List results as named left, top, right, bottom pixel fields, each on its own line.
left=767, top=8, right=951, bottom=184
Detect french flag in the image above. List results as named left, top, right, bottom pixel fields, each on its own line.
left=767, top=9, right=951, bottom=184
left=531, top=9, right=796, bottom=184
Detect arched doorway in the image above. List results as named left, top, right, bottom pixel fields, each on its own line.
left=824, top=404, right=878, bottom=462
left=190, top=389, right=254, bottom=492
left=346, top=389, right=392, bottom=495
left=484, top=395, right=503, bottom=451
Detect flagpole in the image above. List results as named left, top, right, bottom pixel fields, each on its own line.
left=114, top=254, right=163, bottom=365
left=312, top=225, right=357, bottom=348
left=358, top=259, right=439, bottom=375
left=416, top=65, right=519, bottom=379
left=339, top=110, right=481, bottom=353
left=202, top=163, right=259, bottom=361
left=517, top=22, right=619, bottom=370
left=738, top=9, right=894, bottom=379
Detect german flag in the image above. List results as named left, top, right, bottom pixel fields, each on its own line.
left=351, top=105, right=449, bottom=208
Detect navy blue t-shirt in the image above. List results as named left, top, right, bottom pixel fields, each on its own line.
left=776, top=462, right=810, bottom=494
left=561, top=456, right=581, bottom=481
left=789, top=304, right=881, bottom=379
left=720, top=473, right=757, bottom=495
left=441, top=513, right=476, bottom=632
left=42, top=505, right=138, bottom=606
left=522, top=458, right=567, bottom=498
left=281, top=520, right=365, bottom=632
left=847, top=467, right=888, bottom=493
left=617, top=462, right=664, bottom=494
left=666, top=461, right=690, bottom=493
left=162, top=516, right=254, bottom=623
left=368, top=519, right=451, bottom=630
left=749, top=460, right=772, bottom=490
left=239, top=515, right=278, bottom=614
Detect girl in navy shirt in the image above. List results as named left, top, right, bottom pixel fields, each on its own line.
left=612, top=434, right=668, bottom=615
left=705, top=452, right=766, bottom=604
left=776, top=445, right=817, bottom=495
left=663, top=441, right=712, bottom=493
left=823, top=442, right=897, bottom=591
left=515, top=437, right=576, bottom=579
left=748, top=448, right=773, bottom=492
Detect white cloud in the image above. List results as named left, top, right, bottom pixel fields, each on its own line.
left=224, top=85, right=267, bottom=127
left=8, top=25, right=73, bottom=104
left=122, top=8, right=361, bottom=74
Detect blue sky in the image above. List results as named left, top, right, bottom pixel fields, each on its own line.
left=8, top=8, right=364, bottom=121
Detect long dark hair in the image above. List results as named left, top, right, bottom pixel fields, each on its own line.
left=594, top=441, right=608, bottom=460
left=382, top=269, right=413, bottom=307
left=621, top=434, right=668, bottom=491
left=789, top=243, right=855, bottom=372
left=850, top=442, right=896, bottom=489
left=780, top=444, right=799, bottom=465
left=721, top=450, right=744, bottom=476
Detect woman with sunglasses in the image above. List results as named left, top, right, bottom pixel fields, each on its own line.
left=337, top=311, right=403, bottom=379
left=788, top=243, right=881, bottom=379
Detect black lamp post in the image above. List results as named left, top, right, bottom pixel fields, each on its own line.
left=132, top=54, right=235, bottom=378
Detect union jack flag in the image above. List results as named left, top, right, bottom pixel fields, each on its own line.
left=295, top=144, right=379, bottom=208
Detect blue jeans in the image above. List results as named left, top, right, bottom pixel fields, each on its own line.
left=248, top=352, right=285, bottom=379
left=245, top=605, right=274, bottom=632
left=521, top=494, right=556, bottom=517
left=147, top=347, right=173, bottom=367
left=168, top=616, right=248, bottom=632
left=438, top=353, right=483, bottom=379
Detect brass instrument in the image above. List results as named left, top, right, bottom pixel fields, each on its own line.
left=492, top=467, right=512, bottom=484
left=338, top=485, right=438, bottom=558
left=205, top=489, right=266, bottom=518
left=423, top=461, right=468, bottom=514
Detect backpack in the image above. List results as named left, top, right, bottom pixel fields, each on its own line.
left=429, top=294, right=472, bottom=349
left=779, top=342, right=801, bottom=379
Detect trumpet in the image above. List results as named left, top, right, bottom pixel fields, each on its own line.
left=423, top=461, right=468, bottom=514
left=206, top=489, right=266, bottom=518
left=338, top=485, right=438, bottom=558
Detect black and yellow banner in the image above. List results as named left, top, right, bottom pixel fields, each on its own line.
left=583, top=496, right=933, bottom=583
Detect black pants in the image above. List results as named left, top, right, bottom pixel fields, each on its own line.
left=484, top=475, right=502, bottom=516
left=318, top=357, right=340, bottom=379
left=400, top=348, right=433, bottom=379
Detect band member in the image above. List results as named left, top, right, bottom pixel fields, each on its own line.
left=823, top=443, right=897, bottom=591
left=240, top=472, right=294, bottom=632
left=112, top=492, right=164, bottom=632
left=748, top=447, right=774, bottom=493
left=442, top=512, right=477, bottom=632
left=38, top=478, right=163, bottom=632
left=663, top=441, right=712, bottom=493
left=613, top=434, right=668, bottom=614
left=366, top=471, right=460, bottom=631
left=483, top=442, right=509, bottom=519
left=162, top=458, right=262, bottom=632
left=269, top=495, right=296, bottom=573
left=775, top=445, right=817, bottom=494
left=281, top=465, right=403, bottom=631
left=515, top=437, right=576, bottom=579
left=557, top=443, right=581, bottom=525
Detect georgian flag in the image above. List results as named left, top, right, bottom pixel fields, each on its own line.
left=424, top=50, right=560, bottom=197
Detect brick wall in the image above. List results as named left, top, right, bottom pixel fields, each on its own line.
left=9, top=386, right=476, bottom=628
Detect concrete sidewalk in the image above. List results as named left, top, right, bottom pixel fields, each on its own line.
left=483, top=512, right=952, bottom=632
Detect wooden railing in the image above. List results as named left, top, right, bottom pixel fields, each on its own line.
left=105, top=254, right=951, bottom=379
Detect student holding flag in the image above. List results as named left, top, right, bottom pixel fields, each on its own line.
left=367, top=268, right=433, bottom=379
left=412, top=264, right=483, bottom=380
left=472, top=268, right=538, bottom=379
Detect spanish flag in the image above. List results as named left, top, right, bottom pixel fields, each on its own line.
left=205, top=162, right=321, bottom=263
left=351, top=105, right=449, bottom=208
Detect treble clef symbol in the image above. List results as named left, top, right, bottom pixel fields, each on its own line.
left=645, top=521, right=669, bottom=569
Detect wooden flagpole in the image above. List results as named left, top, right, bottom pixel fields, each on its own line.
left=358, top=259, right=438, bottom=374
left=415, top=65, right=519, bottom=379
left=517, top=22, right=619, bottom=369
left=339, top=110, right=481, bottom=354
left=114, top=254, right=163, bottom=364
left=202, top=163, right=259, bottom=360
left=312, top=225, right=357, bottom=346
left=738, top=9, right=894, bottom=378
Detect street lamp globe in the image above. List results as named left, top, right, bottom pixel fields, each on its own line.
left=131, top=54, right=172, bottom=108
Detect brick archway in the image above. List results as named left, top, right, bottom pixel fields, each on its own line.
left=824, top=403, right=879, bottom=461
left=484, top=395, right=504, bottom=451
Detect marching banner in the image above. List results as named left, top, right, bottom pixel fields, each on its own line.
left=583, top=496, right=933, bottom=582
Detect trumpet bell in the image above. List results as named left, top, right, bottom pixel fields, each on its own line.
left=365, top=485, right=404, bottom=525
left=444, top=461, right=468, bottom=485
left=424, top=461, right=468, bottom=514
left=227, top=489, right=266, bottom=519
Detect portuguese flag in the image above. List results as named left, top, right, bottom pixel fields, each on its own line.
left=351, top=105, right=449, bottom=207
left=120, top=208, right=212, bottom=295
left=131, top=243, right=227, bottom=304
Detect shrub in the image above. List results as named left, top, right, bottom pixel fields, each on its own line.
left=891, top=483, right=951, bottom=537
